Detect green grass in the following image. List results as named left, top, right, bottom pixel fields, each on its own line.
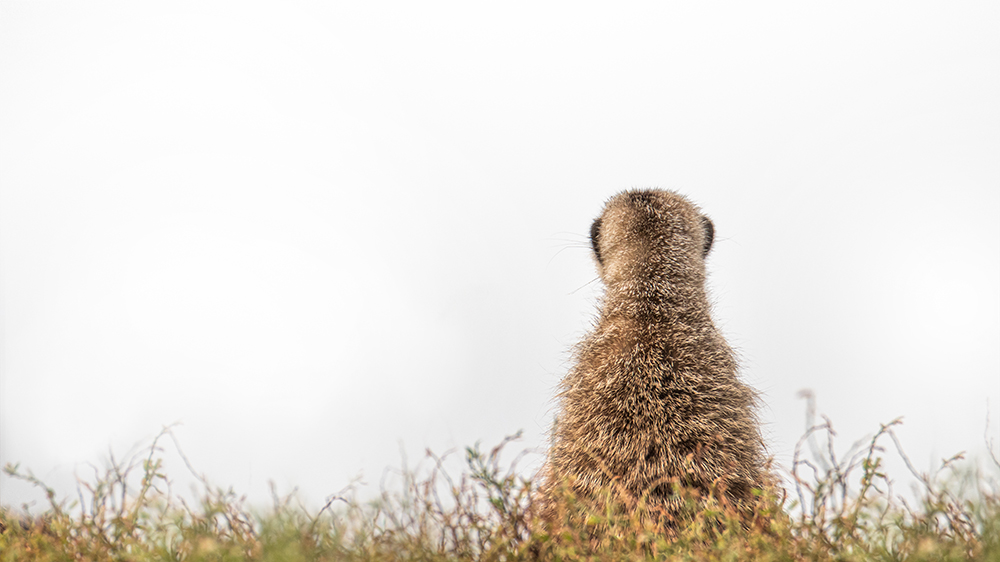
left=2, top=420, right=998, bottom=561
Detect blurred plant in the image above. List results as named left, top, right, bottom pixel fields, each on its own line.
left=1, top=408, right=997, bottom=561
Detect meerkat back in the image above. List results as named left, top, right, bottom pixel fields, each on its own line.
left=543, top=188, right=765, bottom=518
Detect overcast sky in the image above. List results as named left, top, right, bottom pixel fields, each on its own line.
left=2, top=2, right=998, bottom=511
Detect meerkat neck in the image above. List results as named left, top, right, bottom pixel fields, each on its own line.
left=602, top=282, right=711, bottom=325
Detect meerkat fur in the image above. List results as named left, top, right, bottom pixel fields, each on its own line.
left=540, top=188, right=766, bottom=523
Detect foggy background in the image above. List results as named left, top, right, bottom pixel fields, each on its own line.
left=2, top=2, right=998, bottom=510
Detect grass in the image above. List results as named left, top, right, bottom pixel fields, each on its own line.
left=1, top=418, right=998, bottom=561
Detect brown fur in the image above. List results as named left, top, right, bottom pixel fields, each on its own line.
left=539, top=189, right=765, bottom=523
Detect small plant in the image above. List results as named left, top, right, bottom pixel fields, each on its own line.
left=2, top=417, right=998, bottom=561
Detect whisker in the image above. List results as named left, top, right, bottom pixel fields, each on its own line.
left=569, top=276, right=601, bottom=295
left=546, top=244, right=590, bottom=266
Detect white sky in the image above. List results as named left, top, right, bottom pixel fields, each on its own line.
left=1, top=2, right=998, bottom=510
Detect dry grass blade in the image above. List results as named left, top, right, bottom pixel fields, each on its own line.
left=1, top=416, right=997, bottom=561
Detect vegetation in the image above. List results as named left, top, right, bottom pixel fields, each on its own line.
left=2, top=418, right=997, bottom=561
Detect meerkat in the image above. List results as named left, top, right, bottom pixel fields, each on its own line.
left=540, top=188, right=766, bottom=523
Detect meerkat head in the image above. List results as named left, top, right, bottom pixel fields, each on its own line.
left=590, top=189, right=715, bottom=289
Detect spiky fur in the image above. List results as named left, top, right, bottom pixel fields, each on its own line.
left=541, top=189, right=765, bottom=521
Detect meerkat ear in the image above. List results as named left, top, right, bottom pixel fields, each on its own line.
left=701, top=216, right=715, bottom=258
left=590, top=217, right=604, bottom=266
